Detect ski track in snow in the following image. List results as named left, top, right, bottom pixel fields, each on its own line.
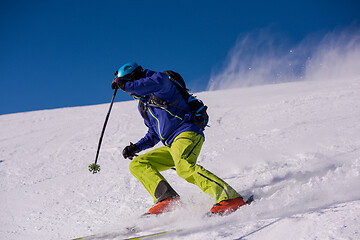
left=1, top=78, right=360, bottom=240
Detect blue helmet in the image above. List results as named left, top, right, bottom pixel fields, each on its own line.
left=115, top=62, right=142, bottom=78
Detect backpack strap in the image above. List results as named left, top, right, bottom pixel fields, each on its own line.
left=147, top=93, right=187, bottom=111
left=163, top=70, right=188, bottom=90
left=138, top=100, right=150, bottom=123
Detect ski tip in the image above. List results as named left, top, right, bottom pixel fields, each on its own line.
left=72, top=237, right=86, bottom=240
left=245, top=195, right=254, bottom=205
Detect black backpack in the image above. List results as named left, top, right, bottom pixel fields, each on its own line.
left=139, top=70, right=209, bottom=130
left=163, top=70, right=209, bottom=130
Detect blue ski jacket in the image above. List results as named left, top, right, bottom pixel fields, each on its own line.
left=123, top=69, right=204, bottom=151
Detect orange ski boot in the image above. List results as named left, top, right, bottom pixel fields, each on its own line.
left=146, top=196, right=181, bottom=215
left=209, top=197, right=247, bottom=216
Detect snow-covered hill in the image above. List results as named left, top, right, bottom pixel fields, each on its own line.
left=1, top=77, right=360, bottom=240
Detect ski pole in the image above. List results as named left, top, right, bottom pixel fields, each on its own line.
left=89, top=88, right=118, bottom=174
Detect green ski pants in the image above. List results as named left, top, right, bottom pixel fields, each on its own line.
left=129, top=131, right=241, bottom=203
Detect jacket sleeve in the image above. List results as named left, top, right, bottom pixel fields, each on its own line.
left=135, top=121, right=160, bottom=151
left=124, top=71, right=169, bottom=97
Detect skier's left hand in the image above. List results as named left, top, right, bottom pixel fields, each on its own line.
left=111, top=77, right=126, bottom=90
left=122, top=142, right=140, bottom=160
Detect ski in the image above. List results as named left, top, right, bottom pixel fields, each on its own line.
left=73, top=195, right=254, bottom=240
left=72, top=233, right=116, bottom=240
left=124, top=230, right=175, bottom=240
left=72, top=232, right=122, bottom=240
left=72, top=229, right=175, bottom=240
left=72, top=227, right=137, bottom=240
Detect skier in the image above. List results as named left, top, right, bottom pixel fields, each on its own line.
left=111, top=62, right=248, bottom=215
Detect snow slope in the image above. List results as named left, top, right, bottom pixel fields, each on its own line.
left=1, top=77, right=360, bottom=240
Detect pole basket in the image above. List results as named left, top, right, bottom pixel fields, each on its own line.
left=89, top=163, right=101, bottom=174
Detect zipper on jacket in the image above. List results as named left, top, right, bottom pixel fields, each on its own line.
left=148, top=107, right=165, bottom=141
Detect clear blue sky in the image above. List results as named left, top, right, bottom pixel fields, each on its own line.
left=1, top=0, right=359, bottom=115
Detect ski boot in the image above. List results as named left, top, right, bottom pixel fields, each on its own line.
left=145, top=196, right=181, bottom=215
left=208, top=196, right=247, bottom=216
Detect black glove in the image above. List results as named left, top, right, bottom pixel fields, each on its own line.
left=122, top=142, right=140, bottom=160
left=111, top=77, right=127, bottom=90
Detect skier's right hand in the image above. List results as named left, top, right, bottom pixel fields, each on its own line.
left=122, top=142, right=140, bottom=160
left=111, top=77, right=126, bottom=90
